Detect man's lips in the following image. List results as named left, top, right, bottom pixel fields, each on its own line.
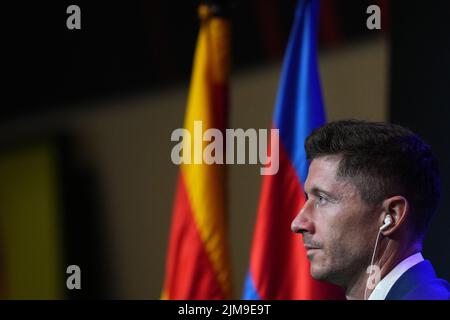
left=303, top=244, right=322, bottom=250
left=302, top=235, right=322, bottom=253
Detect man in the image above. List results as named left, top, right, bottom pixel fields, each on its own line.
left=291, top=120, right=450, bottom=300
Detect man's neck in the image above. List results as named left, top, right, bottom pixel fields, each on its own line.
left=345, top=240, right=421, bottom=300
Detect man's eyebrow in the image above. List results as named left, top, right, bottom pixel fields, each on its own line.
left=306, top=186, right=337, bottom=199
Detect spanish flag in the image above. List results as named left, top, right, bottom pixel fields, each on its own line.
left=162, top=4, right=232, bottom=299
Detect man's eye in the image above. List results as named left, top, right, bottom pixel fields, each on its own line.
left=316, top=195, right=328, bottom=206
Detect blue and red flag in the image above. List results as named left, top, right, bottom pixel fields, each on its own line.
left=243, top=0, right=344, bottom=299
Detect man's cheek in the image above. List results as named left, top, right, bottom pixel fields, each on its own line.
left=329, top=232, right=351, bottom=261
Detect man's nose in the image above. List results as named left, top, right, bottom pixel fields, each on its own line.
left=291, top=202, right=314, bottom=234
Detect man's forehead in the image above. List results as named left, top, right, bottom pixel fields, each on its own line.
left=307, top=156, right=340, bottom=178
left=304, top=156, right=343, bottom=192
left=304, top=156, right=361, bottom=199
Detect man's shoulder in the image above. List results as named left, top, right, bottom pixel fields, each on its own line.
left=401, top=278, right=450, bottom=300
left=386, top=260, right=450, bottom=300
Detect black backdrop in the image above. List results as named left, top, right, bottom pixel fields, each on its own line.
left=390, top=0, right=450, bottom=281
left=2, top=0, right=385, bottom=121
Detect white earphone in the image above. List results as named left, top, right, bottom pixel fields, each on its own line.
left=380, top=214, right=393, bottom=231
left=365, top=214, right=394, bottom=300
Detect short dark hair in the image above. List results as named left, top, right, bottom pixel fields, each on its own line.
left=305, top=120, right=441, bottom=241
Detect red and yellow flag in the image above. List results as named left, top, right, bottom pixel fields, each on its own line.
left=162, top=4, right=232, bottom=299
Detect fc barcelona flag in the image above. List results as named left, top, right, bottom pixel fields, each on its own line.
left=243, top=0, right=344, bottom=299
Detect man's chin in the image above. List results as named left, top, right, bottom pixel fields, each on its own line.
left=311, top=270, right=340, bottom=286
left=310, top=265, right=328, bottom=281
left=310, top=262, right=338, bottom=283
left=311, top=265, right=346, bottom=287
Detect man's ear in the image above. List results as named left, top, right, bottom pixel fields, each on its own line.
left=380, top=195, right=409, bottom=236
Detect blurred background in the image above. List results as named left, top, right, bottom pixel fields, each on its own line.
left=1, top=0, right=449, bottom=299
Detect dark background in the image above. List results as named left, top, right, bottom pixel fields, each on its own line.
left=390, top=0, right=450, bottom=281
left=3, top=0, right=388, bottom=118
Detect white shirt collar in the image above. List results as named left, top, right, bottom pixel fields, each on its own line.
left=368, top=252, right=424, bottom=300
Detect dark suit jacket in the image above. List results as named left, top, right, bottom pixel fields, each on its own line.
left=385, top=260, right=450, bottom=300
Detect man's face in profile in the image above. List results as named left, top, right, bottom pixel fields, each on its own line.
left=291, top=156, right=380, bottom=286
